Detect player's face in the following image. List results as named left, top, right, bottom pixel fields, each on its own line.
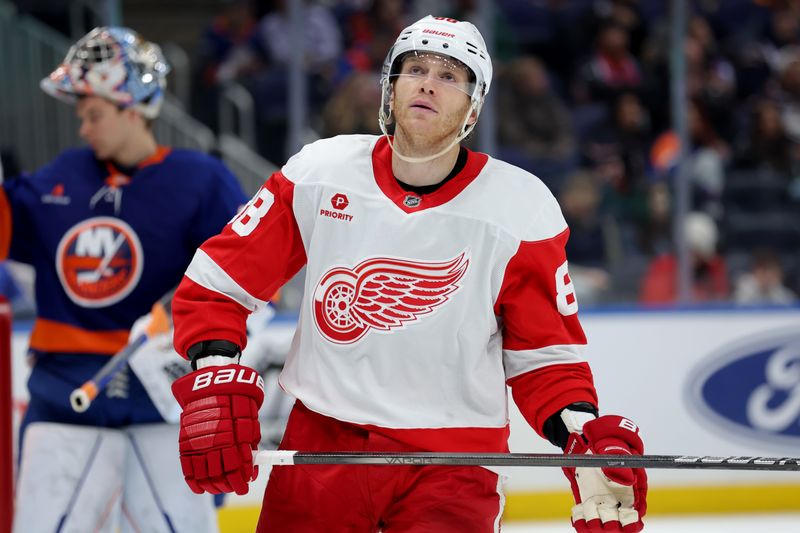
left=391, top=53, right=476, bottom=150
left=76, top=96, right=132, bottom=160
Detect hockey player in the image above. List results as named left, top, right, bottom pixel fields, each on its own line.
left=0, top=27, right=246, bottom=532
left=170, top=15, right=647, bottom=533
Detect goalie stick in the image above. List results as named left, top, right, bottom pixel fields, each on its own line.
left=253, top=450, right=800, bottom=472
left=69, top=289, right=175, bottom=413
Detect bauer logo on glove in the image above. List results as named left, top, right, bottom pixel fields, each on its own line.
left=192, top=367, right=265, bottom=392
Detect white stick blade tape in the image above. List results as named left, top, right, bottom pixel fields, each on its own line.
left=254, top=450, right=297, bottom=467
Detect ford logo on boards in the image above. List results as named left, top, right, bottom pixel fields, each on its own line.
left=687, top=327, right=800, bottom=447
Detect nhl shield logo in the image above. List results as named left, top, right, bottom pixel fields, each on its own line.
left=403, top=194, right=421, bottom=208
left=56, top=216, right=143, bottom=307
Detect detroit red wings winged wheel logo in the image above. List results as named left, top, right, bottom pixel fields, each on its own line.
left=313, top=253, right=470, bottom=344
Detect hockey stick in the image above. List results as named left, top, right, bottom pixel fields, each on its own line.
left=69, top=289, right=175, bottom=412
left=253, top=451, right=800, bottom=472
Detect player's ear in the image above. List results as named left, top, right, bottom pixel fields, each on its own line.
left=466, top=107, right=478, bottom=127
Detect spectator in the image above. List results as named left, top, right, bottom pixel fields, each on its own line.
left=247, top=0, right=344, bottom=162
left=776, top=50, right=800, bottom=143
left=636, top=181, right=672, bottom=256
left=734, top=248, right=797, bottom=305
left=685, top=18, right=738, bottom=142
left=731, top=6, right=785, bottom=99
left=579, top=0, right=649, bottom=58
left=343, top=0, right=408, bottom=74
left=496, top=56, right=576, bottom=188
left=574, top=21, right=642, bottom=104
left=559, top=170, right=615, bottom=304
left=640, top=211, right=729, bottom=304
left=736, top=97, right=796, bottom=176
left=690, top=101, right=728, bottom=218
left=584, top=91, right=652, bottom=194
left=651, top=98, right=730, bottom=220
left=759, top=6, right=800, bottom=75
left=253, top=0, right=342, bottom=73
left=192, top=0, right=259, bottom=129
left=320, top=71, right=381, bottom=137
left=197, top=0, right=258, bottom=86
left=648, top=98, right=731, bottom=221
left=638, top=14, right=736, bottom=138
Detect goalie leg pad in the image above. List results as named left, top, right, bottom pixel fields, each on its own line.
left=123, top=423, right=218, bottom=533
left=14, top=422, right=126, bottom=533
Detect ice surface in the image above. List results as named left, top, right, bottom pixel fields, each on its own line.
left=501, top=513, right=800, bottom=532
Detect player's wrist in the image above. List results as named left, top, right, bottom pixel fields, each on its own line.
left=187, top=339, right=241, bottom=370
left=195, top=355, right=239, bottom=368
left=542, top=402, right=598, bottom=450
left=560, top=408, right=598, bottom=435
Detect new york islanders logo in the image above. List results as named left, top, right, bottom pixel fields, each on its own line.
left=312, top=252, right=469, bottom=344
left=56, top=217, right=143, bottom=307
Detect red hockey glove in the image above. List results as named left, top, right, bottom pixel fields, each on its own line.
left=563, top=415, right=647, bottom=533
left=171, top=364, right=264, bottom=495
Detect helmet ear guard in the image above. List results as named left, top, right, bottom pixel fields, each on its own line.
left=41, top=26, right=171, bottom=119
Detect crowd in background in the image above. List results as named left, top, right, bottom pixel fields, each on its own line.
left=3, top=0, right=800, bottom=312
left=188, top=0, right=800, bottom=308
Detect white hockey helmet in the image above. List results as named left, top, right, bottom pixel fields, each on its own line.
left=41, top=27, right=170, bottom=119
left=379, top=15, right=493, bottom=139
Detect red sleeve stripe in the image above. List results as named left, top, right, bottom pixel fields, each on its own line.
left=172, top=276, right=251, bottom=356
left=503, top=344, right=586, bottom=379
left=185, top=248, right=267, bottom=312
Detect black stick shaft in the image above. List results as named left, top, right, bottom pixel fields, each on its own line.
left=255, top=451, right=800, bottom=471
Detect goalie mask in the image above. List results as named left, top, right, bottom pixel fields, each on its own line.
left=41, top=27, right=170, bottom=119
left=379, top=16, right=492, bottom=162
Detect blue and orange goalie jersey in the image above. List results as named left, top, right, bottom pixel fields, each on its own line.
left=0, top=146, right=246, bottom=356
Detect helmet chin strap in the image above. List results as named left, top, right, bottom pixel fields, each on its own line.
left=380, top=101, right=479, bottom=164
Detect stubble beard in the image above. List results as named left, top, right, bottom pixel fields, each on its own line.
left=393, top=101, right=470, bottom=158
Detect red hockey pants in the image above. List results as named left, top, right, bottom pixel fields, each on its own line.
left=258, top=402, right=504, bottom=532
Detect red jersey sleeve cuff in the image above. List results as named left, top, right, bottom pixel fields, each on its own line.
left=508, top=362, right=598, bottom=439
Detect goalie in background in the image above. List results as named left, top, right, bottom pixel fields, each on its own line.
left=0, top=27, right=246, bottom=532
left=170, top=14, right=648, bottom=533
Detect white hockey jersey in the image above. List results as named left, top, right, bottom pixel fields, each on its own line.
left=173, top=135, right=597, bottom=452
